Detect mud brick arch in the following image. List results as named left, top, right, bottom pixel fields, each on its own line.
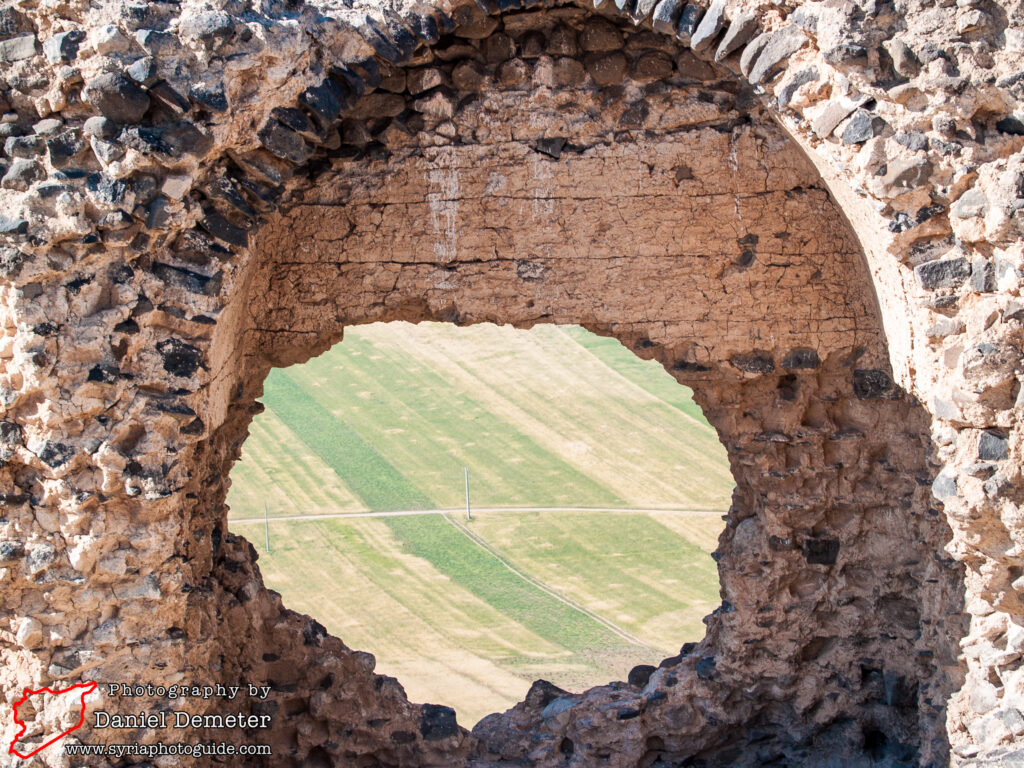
left=0, top=0, right=1021, bottom=765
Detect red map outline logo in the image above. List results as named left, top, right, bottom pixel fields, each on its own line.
left=8, top=681, right=98, bottom=759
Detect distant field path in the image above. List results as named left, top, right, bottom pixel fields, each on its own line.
left=226, top=323, right=733, bottom=722
left=229, top=506, right=723, bottom=523
left=443, top=514, right=660, bottom=651
left=233, top=507, right=718, bottom=653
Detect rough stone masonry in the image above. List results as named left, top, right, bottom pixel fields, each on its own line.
left=0, top=0, right=1021, bottom=765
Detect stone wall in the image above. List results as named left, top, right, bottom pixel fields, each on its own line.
left=0, top=0, right=1020, bottom=765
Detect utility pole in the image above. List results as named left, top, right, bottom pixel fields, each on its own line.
left=464, top=467, right=471, bottom=521
left=264, top=502, right=271, bottom=553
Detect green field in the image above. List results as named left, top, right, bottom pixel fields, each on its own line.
left=227, top=322, right=732, bottom=725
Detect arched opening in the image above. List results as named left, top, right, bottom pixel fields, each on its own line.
left=185, top=6, right=964, bottom=757
left=225, top=320, right=733, bottom=724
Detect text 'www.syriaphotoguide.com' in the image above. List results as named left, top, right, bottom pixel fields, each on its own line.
left=64, top=742, right=272, bottom=758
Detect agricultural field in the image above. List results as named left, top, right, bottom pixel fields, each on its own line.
left=227, top=322, right=732, bottom=725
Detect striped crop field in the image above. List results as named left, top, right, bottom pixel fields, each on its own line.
left=227, top=322, right=732, bottom=725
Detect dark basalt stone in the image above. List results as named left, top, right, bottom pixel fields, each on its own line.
left=179, top=10, right=235, bottom=46
left=932, top=472, right=957, bottom=499
left=895, top=130, right=928, bottom=152
left=38, top=441, right=74, bottom=468
left=86, top=173, right=128, bottom=205
left=841, top=109, right=887, bottom=144
left=632, top=51, right=674, bottom=81
left=695, top=656, right=717, bottom=679
left=852, top=369, right=898, bottom=399
left=148, top=81, right=191, bottom=117
left=338, top=61, right=376, bottom=94
left=270, top=107, right=320, bottom=142
left=0, top=246, right=26, bottom=277
left=257, top=119, right=312, bottom=165
left=782, top=348, right=820, bottom=369
left=0, top=124, right=25, bottom=142
left=231, top=173, right=282, bottom=212
left=119, top=125, right=172, bottom=155
left=0, top=34, right=38, bottom=62
left=628, top=664, right=656, bottom=687
left=5, top=134, right=42, bottom=158
left=748, top=25, right=807, bottom=84
left=206, top=178, right=257, bottom=219
left=0, top=216, right=28, bottom=235
left=131, top=173, right=159, bottom=204
left=452, top=60, right=487, bottom=91
left=156, top=337, right=203, bottom=377
left=135, top=29, right=175, bottom=56
left=985, top=474, right=1012, bottom=500
left=824, top=43, right=868, bottom=66
left=971, top=260, right=995, bottom=293
left=152, top=263, right=220, bottom=296
left=200, top=212, right=249, bottom=248
left=146, top=198, right=171, bottom=230
left=36, top=183, right=72, bottom=199
left=401, top=8, right=440, bottom=43
left=88, top=364, right=119, bottom=384
left=42, top=29, right=84, bottom=64
left=360, top=16, right=414, bottom=63
left=913, top=257, right=970, bottom=290
left=174, top=228, right=231, bottom=264
left=804, top=537, right=840, bottom=565
left=995, top=116, right=1024, bottom=136
left=350, top=92, right=407, bottom=119
left=883, top=672, right=917, bottom=708
left=0, top=541, right=25, bottom=562
left=83, top=116, right=118, bottom=139
left=1, top=158, right=42, bottom=191
left=0, top=421, right=23, bottom=447
left=121, top=121, right=213, bottom=160
left=651, top=0, right=684, bottom=34
left=690, top=0, right=727, bottom=53
left=46, top=130, right=85, bottom=168
left=181, top=417, right=205, bottom=436
left=0, top=6, right=26, bottom=38
left=471, top=0, right=499, bottom=14
left=778, top=67, right=819, bottom=106
left=584, top=51, right=628, bottom=87
left=83, top=71, right=151, bottom=124
left=731, top=351, right=775, bottom=374
left=92, top=139, right=125, bottom=164
left=302, top=617, right=327, bottom=646
left=125, top=56, right=158, bottom=87
left=190, top=82, right=228, bottom=113
left=978, top=431, right=1009, bottom=461
left=579, top=17, right=621, bottom=52
left=523, top=679, right=570, bottom=709
left=534, top=137, right=565, bottom=159
left=300, top=81, right=342, bottom=127
left=419, top=704, right=458, bottom=741
left=715, top=12, right=758, bottom=62
left=676, top=3, right=703, bottom=46
left=98, top=210, right=132, bottom=231
left=673, top=359, right=712, bottom=372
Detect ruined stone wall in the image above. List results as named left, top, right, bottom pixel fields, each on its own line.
left=0, top=0, right=1020, bottom=765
